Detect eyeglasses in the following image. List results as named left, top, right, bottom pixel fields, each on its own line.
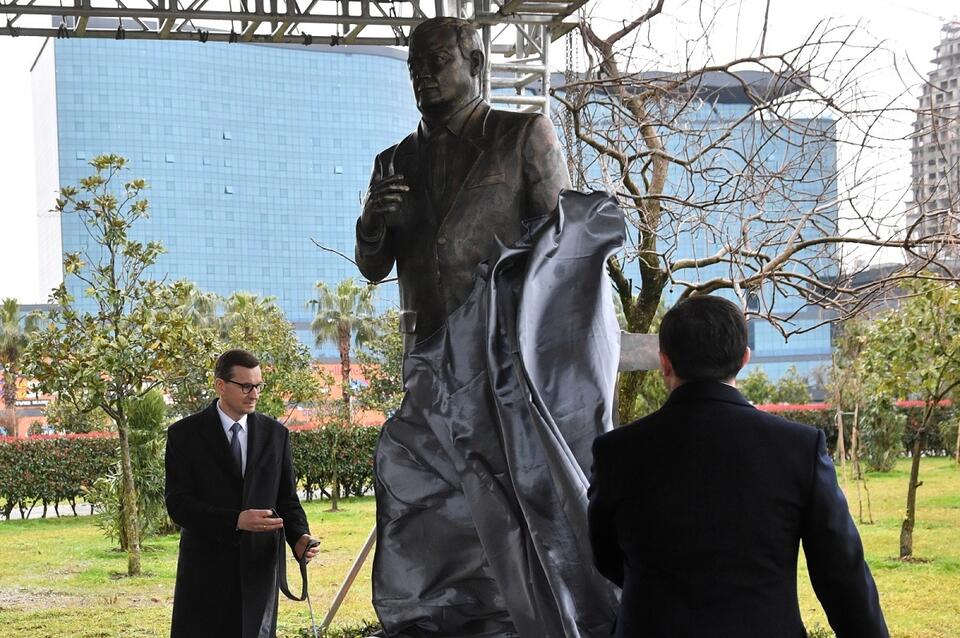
left=223, top=379, right=266, bottom=395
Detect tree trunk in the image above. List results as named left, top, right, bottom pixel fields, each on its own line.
left=899, top=427, right=927, bottom=559
left=835, top=408, right=847, bottom=483
left=955, top=417, right=959, bottom=467
left=331, top=325, right=351, bottom=513
left=329, top=424, right=340, bottom=512
left=2, top=369, right=17, bottom=409
left=117, top=423, right=142, bottom=575
left=617, top=371, right=645, bottom=424
left=339, top=326, right=351, bottom=416
left=851, top=404, right=861, bottom=480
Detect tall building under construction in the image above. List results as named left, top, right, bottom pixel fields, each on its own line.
left=909, top=19, right=960, bottom=257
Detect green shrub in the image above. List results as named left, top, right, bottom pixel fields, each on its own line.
left=290, top=622, right=382, bottom=638
left=0, top=419, right=380, bottom=521
left=0, top=434, right=117, bottom=519
left=87, top=389, right=175, bottom=547
left=290, top=424, right=380, bottom=502
left=860, top=398, right=906, bottom=472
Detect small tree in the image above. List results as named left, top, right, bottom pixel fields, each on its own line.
left=88, top=388, right=174, bottom=546
left=164, top=290, right=322, bottom=420
left=309, top=278, right=378, bottom=511
left=24, top=155, right=213, bottom=575
left=740, top=369, right=777, bottom=405
left=43, top=397, right=111, bottom=434
left=773, top=367, right=811, bottom=405
left=221, top=292, right=320, bottom=420
left=860, top=280, right=960, bottom=558
left=356, top=310, right=406, bottom=418
left=0, top=298, right=39, bottom=428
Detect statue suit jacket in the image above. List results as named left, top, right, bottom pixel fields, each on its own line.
left=355, top=99, right=570, bottom=348
left=588, top=381, right=888, bottom=638
left=165, top=401, right=309, bottom=638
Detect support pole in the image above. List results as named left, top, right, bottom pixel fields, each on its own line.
left=319, top=524, right=378, bottom=633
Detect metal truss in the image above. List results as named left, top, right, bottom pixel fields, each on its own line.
left=0, top=0, right=587, bottom=114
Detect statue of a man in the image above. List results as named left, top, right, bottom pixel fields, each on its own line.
left=355, top=17, right=620, bottom=638
left=355, top=16, right=570, bottom=349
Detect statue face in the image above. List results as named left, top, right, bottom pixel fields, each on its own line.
left=407, top=27, right=480, bottom=118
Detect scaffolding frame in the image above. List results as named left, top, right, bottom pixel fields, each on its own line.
left=1, top=0, right=587, bottom=114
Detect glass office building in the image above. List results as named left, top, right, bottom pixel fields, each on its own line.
left=33, top=38, right=419, bottom=356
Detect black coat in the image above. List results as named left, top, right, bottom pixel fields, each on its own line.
left=165, top=401, right=309, bottom=638
left=588, top=381, right=888, bottom=638
left=355, top=100, right=570, bottom=348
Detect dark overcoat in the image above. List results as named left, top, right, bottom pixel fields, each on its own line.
left=165, top=401, right=309, bottom=638
left=355, top=99, right=570, bottom=348
left=588, top=381, right=889, bottom=638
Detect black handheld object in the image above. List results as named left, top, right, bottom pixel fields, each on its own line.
left=272, top=516, right=320, bottom=638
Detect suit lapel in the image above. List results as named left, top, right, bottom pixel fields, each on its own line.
left=439, top=103, right=494, bottom=232
left=242, top=413, right=273, bottom=504
left=199, top=401, right=243, bottom=484
left=245, top=413, right=266, bottom=474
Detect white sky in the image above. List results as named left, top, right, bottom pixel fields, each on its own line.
left=0, top=0, right=957, bottom=302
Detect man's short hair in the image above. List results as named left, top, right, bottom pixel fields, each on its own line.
left=215, top=349, right=260, bottom=380
left=658, top=295, right=748, bottom=382
left=410, top=17, right=483, bottom=63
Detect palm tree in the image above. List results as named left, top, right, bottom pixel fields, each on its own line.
left=308, top=279, right=379, bottom=415
left=308, top=279, right=378, bottom=511
left=0, top=298, right=39, bottom=428
left=223, top=292, right=278, bottom=342
left=179, top=282, right=221, bottom=329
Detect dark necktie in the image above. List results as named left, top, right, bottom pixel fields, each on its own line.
left=428, top=127, right=453, bottom=213
left=229, top=422, right=243, bottom=476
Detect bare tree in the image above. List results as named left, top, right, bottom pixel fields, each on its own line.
left=553, top=0, right=960, bottom=421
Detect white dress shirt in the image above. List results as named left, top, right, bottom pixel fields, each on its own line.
left=216, top=400, right=248, bottom=476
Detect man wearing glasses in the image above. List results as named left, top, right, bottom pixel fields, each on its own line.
left=165, top=349, right=319, bottom=638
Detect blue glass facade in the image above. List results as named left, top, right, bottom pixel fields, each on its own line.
left=48, top=39, right=418, bottom=356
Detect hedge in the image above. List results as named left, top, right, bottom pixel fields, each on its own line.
left=290, top=424, right=381, bottom=501
left=0, top=424, right=382, bottom=520
left=759, top=403, right=957, bottom=458
left=0, top=433, right=117, bottom=520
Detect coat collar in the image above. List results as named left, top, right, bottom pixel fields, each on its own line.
left=418, top=95, right=484, bottom=142
left=401, top=99, right=492, bottom=159
left=663, top=380, right=753, bottom=409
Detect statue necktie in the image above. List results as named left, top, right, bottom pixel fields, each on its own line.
left=229, top=422, right=243, bottom=476
left=428, top=127, right=452, bottom=213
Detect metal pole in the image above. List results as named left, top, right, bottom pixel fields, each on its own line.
left=319, top=524, right=378, bottom=632
left=541, top=24, right=550, bottom=117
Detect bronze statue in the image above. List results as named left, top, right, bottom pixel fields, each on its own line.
left=356, top=17, right=620, bottom=637
left=355, top=17, right=570, bottom=350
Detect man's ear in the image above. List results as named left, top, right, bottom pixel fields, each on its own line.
left=742, top=347, right=751, bottom=369
left=658, top=352, right=673, bottom=378
left=469, top=49, right=484, bottom=77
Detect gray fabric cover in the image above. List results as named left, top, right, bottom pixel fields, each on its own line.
left=372, top=191, right=623, bottom=637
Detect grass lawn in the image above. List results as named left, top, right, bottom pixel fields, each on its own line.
left=0, top=458, right=957, bottom=637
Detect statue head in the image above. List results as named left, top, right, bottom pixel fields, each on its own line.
left=408, top=17, right=485, bottom=121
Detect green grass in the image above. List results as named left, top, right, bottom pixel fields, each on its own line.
left=0, top=497, right=378, bottom=637
left=797, top=457, right=960, bottom=638
left=0, top=459, right=958, bottom=637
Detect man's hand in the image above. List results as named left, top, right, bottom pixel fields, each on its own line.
left=237, top=509, right=283, bottom=532
left=294, top=534, right=320, bottom=563
left=360, top=174, right=409, bottom=234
